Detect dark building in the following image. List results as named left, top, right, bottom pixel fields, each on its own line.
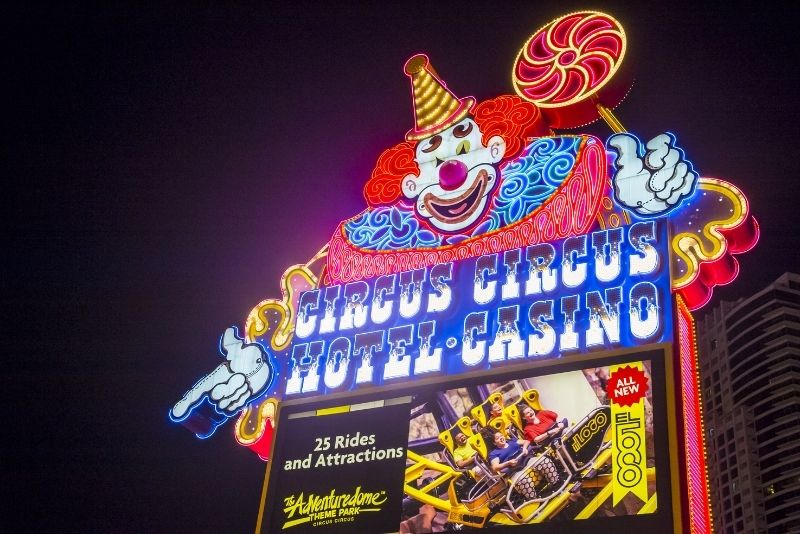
left=697, top=273, right=800, bottom=533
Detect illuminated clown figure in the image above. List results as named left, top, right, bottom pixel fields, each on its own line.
left=361, top=54, right=551, bottom=237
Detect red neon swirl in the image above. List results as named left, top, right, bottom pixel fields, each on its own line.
left=472, top=96, right=547, bottom=161
left=514, top=12, right=625, bottom=107
left=363, top=141, right=419, bottom=207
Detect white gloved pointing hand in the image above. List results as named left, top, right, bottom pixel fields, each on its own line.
left=608, top=133, right=698, bottom=217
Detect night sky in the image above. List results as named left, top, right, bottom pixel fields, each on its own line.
left=7, top=2, right=799, bottom=533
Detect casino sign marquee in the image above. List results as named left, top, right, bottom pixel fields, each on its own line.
left=170, top=12, right=758, bottom=534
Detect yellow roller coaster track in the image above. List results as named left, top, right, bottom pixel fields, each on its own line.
left=404, top=449, right=657, bottom=526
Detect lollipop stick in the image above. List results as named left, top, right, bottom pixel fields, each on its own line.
left=595, top=103, right=626, bottom=134
left=590, top=100, right=631, bottom=228
left=307, top=243, right=329, bottom=268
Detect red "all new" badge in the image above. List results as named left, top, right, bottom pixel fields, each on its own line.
left=607, top=365, right=649, bottom=407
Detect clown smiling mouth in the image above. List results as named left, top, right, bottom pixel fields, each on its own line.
left=422, top=169, right=489, bottom=225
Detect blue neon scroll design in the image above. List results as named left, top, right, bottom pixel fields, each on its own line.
left=487, top=136, right=580, bottom=229
left=344, top=137, right=583, bottom=251
left=345, top=206, right=442, bottom=250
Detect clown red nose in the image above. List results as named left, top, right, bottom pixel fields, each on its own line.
left=438, top=160, right=468, bottom=191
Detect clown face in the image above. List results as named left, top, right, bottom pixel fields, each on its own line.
left=401, top=118, right=505, bottom=233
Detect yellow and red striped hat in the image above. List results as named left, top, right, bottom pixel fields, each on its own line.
left=404, top=54, right=475, bottom=141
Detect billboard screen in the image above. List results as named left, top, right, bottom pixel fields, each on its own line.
left=263, top=347, right=676, bottom=533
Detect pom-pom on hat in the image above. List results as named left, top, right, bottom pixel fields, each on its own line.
left=404, top=54, right=475, bottom=141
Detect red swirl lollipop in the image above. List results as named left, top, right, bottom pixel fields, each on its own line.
left=513, top=11, right=631, bottom=129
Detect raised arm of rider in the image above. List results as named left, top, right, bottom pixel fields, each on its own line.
left=456, top=456, right=473, bottom=468
left=491, top=458, right=502, bottom=473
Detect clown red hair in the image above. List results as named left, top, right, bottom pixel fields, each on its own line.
left=363, top=141, right=419, bottom=207
left=363, top=95, right=548, bottom=207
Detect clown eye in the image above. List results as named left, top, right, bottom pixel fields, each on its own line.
left=453, top=122, right=474, bottom=138
left=421, top=135, right=442, bottom=153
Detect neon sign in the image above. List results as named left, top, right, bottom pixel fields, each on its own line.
left=288, top=221, right=670, bottom=397
left=171, top=10, right=758, bottom=532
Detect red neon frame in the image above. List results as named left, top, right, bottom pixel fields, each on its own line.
left=676, top=295, right=713, bottom=533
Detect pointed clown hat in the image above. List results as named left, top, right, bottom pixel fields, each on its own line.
left=404, top=54, right=476, bottom=141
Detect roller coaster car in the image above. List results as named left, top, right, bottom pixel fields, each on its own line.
left=438, top=416, right=474, bottom=471
left=408, top=391, right=614, bottom=528
left=437, top=417, right=505, bottom=526
left=502, top=389, right=543, bottom=439
left=503, top=405, right=612, bottom=523
left=444, top=389, right=563, bottom=524
left=469, top=391, right=505, bottom=429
